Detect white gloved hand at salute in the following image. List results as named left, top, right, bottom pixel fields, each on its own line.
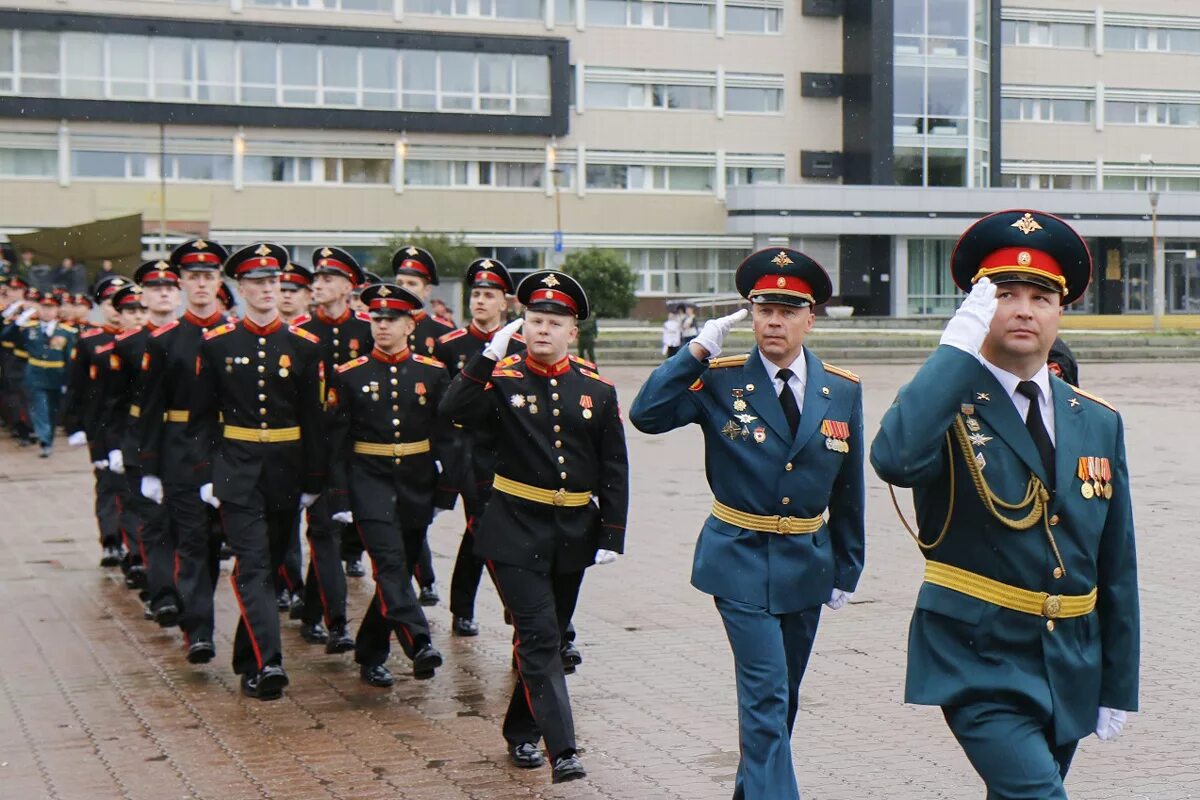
left=940, top=277, right=997, bottom=356
left=482, top=318, right=524, bottom=361
left=688, top=308, right=749, bottom=361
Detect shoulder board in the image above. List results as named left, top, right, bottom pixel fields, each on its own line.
left=439, top=328, right=468, bottom=344
left=569, top=354, right=597, bottom=371
left=95, top=342, right=115, bottom=355
left=413, top=353, right=445, bottom=368
left=434, top=315, right=455, bottom=329
left=20, top=320, right=37, bottom=328
left=355, top=311, right=372, bottom=323
left=689, top=378, right=704, bottom=392
left=151, top=319, right=180, bottom=338
left=492, top=368, right=524, bottom=379
left=290, top=313, right=312, bottom=327
left=708, top=354, right=750, bottom=369
left=81, top=327, right=105, bottom=339
left=336, top=355, right=370, bottom=374
left=59, top=324, right=77, bottom=333
left=289, top=326, right=321, bottom=344
left=1071, top=386, right=1117, bottom=413
left=116, top=328, right=141, bottom=342
left=204, top=322, right=237, bottom=340
left=822, top=363, right=860, bottom=383
left=580, top=368, right=613, bottom=387
left=512, top=332, right=526, bottom=343
left=496, top=353, right=524, bottom=369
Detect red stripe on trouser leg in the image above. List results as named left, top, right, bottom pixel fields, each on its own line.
left=307, top=507, right=332, bottom=624
left=486, top=560, right=536, bottom=716
left=221, top=507, right=264, bottom=671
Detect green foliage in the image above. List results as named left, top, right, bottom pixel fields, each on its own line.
left=366, top=231, right=478, bottom=279
left=561, top=248, right=636, bottom=319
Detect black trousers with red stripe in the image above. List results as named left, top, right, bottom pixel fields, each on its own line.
left=300, top=496, right=347, bottom=628
left=275, top=513, right=304, bottom=596
left=170, top=481, right=223, bottom=643
left=354, top=521, right=431, bottom=667
left=221, top=494, right=298, bottom=676
left=127, top=471, right=176, bottom=611
left=94, top=466, right=123, bottom=548
left=488, top=561, right=584, bottom=759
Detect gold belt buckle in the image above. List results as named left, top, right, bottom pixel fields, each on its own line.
left=392, top=444, right=404, bottom=458
left=776, top=517, right=793, bottom=534
left=552, top=489, right=567, bottom=507
left=258, top=429, right=270, bottom=442
left=1042, top=595, right=1063, bottom=619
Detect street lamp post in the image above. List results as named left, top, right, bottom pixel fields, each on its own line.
left=1150, top=189, right=1162, bottom=330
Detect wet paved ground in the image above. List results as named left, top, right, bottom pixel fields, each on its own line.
left=0, top=360, right=1196, bottom=799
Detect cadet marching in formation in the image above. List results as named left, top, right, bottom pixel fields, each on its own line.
left=0, top=207, right=1139, bottom=797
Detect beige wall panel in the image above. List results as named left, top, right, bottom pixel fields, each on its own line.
left=1003, top=122, right=1200, bottom=165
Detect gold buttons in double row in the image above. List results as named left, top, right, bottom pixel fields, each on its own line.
left=1046, top=619, right=1056, bottom=632
left=392, top=418, right=400, bottom=426
left=785, top=463, right=794, bottom=472
left=390, top=378, right=398, bottom=386
left=257, top=350, right=265, bottom=358
left=1049, top=514, right=1060, bottom=526
left=392, top=404, right=399, bottom=412
left=258, top=394, right=266, bottom=402
left=257, top=365, right=265, bottom=373
left=259, top=407, right=267, bottom=415
left=781, top=497, right=791, bottom=505
left=332, top=339, right=340, bottom=346
left=332, top=327, right=339, bottom=335
left=258, top=380, right=266, bottom=388
left=391, top=392, right=398, bottom=399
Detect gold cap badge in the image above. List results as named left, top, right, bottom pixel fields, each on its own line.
left=254, top=244, right=272, bottom=257
left=1017, top=251, right=1032, bottom=266
left=771, top=251, right=793, bottom=268
left=320, top=247, right=333, bottom=258
left=542, top=274, right=560, bottom=287
left=1011, top=213, right=1043, bottom=235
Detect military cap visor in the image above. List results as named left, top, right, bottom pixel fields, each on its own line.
left=94, top=275, right=130, bottom=303
left=734, top=248, right=833, bottom=308
left=280, top=262, right=314, bottom=289
left=225, top=243, right=289, bottom=280
left=170, top=238, right=228, bottom=271
left=466, top=258, right=514, bottom=293
left=361, top=283, right=423, bottom=318
left=311, top=246, right=364, bottom=286
left=517, top=271, right=590, bottom=320
left=112, top=285, right=146, bottom=310
left=391, top=246, right=439, bottom=285
left=951, top=210, right=1092, bottom=306
left=135, top=260, right=181, bottom=287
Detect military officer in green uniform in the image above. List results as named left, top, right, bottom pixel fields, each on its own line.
left=870, top=209, right=1139, bottom=799
left=630, top=249, right=865, bottom=800
left=1, top=289, right=78, bottom=457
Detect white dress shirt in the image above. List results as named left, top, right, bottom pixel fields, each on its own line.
left=760, top=349, right=807, bottom=414
left=978, top=358, right=1056, bottom=446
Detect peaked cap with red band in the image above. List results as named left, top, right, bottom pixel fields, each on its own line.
left=951, top=209, right=1092, bottom=306
left=311, top=245, right=364, bottom=286
left=516, top=270, right=590, bottom=320
left=224, top=242, right=288, bottom=280
left=217, top=281, right=237, bottom=310
left=361, top=283, right=423, bottom=318
left=390, top=245, right=439, bottom=286
left=135, top=259, right=181, bottom=287
left=93, top=274, right=131, bottom=304
left=112, top=284, right=146, bottom=310
left=170, top=238, right=228, bottom=272
left=280, top=261, right=314, bottom=289
left=735, top=247, right=832, bottom=308
left=466, top=257, right=514, bottom=293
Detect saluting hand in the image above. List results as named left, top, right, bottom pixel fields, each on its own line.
left=940, top=276, right=997, bottom=356
left=483, top=318, right=524, bottom=361
left=688, top=308, right=749, bottom=361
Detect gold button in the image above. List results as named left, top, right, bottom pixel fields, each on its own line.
left=260, top=422, right=268, bottom=429
left=1049, top=514, right=1060, bottom=526
left=257, top=351, right=265, bottom=358
left=553, top=409, right=560, bottom=416
left=389, top=366, right=396, bottom=373
left=333, top=339, right=340, bottom=347
left=785, top=463, right=793, bottom=472
left=258, top=337, right=266, bottom=345
left=258, top=394, right=266, bottom=401
left=392, top=404, right=399, bottom=411
left=201, top=328, right=208, bottom=334
left=257, top=365, right=265, bottom=373
left=555, top=441, right=562, bottom=448
left=394, top=458, right=402, bottom=465
left=258, top=380, right=265, bottom=387
left=259, top=407, right=266, bottom=415
left=391, top=392, right=398, bottom=398
left=392, top=418, right=400, bottom=426
left=1046, top=619, right=1056, bottom=632
left=552, top=393, right=559, bottom=401
left=560, top=472, right=567, bottom=479
left=394, top=431, right=401, bottom=439
left=390, top=379, right=398, bottom=385
left=554, top=425, right=561, bottom=432
left=746, top=383, right=755, bottom=391
left=550, top=379, right=558, bottom=386
left=1053, top=567, right=1064, bottom=579
left=781, top=497, right=790, bottom=505
left=558, top=456, right=565, bottom=464
left=332, top=327, right=339, bottom=334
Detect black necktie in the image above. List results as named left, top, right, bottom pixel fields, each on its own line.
left=1016, top=381, right=1055, bottom=488
left=776, top=368, right=800, bottom=438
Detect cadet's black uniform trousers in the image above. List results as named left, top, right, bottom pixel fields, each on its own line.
left=300, top=496, right=348, bottom=629
left=171, top=481, right=224, bottom=642
left=354, top=521, right=432, bottom=667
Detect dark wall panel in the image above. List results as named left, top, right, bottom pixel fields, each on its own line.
left=841, top=0, right=893, bottom=186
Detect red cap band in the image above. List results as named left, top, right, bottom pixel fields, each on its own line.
left=317, top=257, right=358, bottom=284
left=237, top=257, right=281, bottom=275
left=974, top=247, right=1066, bottom=291
left=142, top=270, right=179, bottom=285
left=474, top=270, right=503, bottom=287
left=398, top=259, right=429, bottom=278
left=369, top=297, right=417, bottom=312
left=180, top=252, right=221, bottom=265
left=749, top=274, right=814, bottom=303
left=528, top=287, right=578, bottom=313
left=280, top=272, right=310, bottom=287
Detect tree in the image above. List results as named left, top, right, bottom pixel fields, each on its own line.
left=561, top=248, right=636, bottom=319
left=366, top=231, right=478, bottom=280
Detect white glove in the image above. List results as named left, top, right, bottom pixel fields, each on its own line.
left=689, top=308, right=748, bottom=360
left=200, top=483, right=220, bottom=509
left=594, top=549, right=619, bottom=566
left=299, top=492, right=320, bottom=510
left=141, top=475, right=164, bottom=505
left=67, top=431, right=87, bottom=447
left=1095, top=707, right=1127, bottom=741
left=2, top=301, right=22, bottom=321
left=107, top=449, right=125, bottom=474
left=331, top=511, right=354, bottom=524
left=91, top=459, right=109, bottom=470
left=482, top=318, right=524, bottom=361
left=16, top=306, right=37, bottom=325
left=825, top=588, right=853, bottom=610
left=940, top=277, right=997, bottom=355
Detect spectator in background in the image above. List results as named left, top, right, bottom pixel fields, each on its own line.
left=19, top=249, right=52, bottom=293
left=578, top=315, right=598, bottom=365
left=680, top=304, right=698, bottom=346
left=1048, top=336, right=1080, bottom=386
left=91, top=259, right=118, bottom=294
left=52, top=257, right=88, bottom=296
left=661, top=303, right=683, bottom=358
left=429, top=297, right=453, bottom=324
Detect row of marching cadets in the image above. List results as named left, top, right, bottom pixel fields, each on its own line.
left=45, top=235, right=625, bottom=785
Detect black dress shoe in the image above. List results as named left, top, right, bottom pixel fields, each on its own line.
left=360, top=664, right=394, bottom=688
left=412, top=643, right=443, bottom=679
left=418, top=584, right=439, bottom=606
left=561, top=641, right=582, bottom=674
left=551, top=753, right=586, bottom=783
left=288, top=593, right=305, bottom=620
left=124, top=565, right=147, bottom=590
left=300, top=621, right=329, bottom=644
left=452, top=616, right=480, bottom=637
left=153, top=602, right=180, bottom=627
left=509, top=742, right=545, bottom=769
left=276, top=589, right=291, bottom=612
left=345, top=559, right=365, bottom=578
left=187, top=640, right=216, bottom=664
left=241, top=665, right=288, bottom=701
left=99, top=545, right=122, bottom=568
left=325, top=624, right=355, bottom=654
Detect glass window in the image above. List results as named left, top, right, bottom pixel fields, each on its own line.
left=514, top=55, right=550, bottom=114
left=20, top=31, right=60, bottom=95
left=402, top=51, right=437, bottom=110
left=1105, top=25, right=1136, bottom=50
left=280, top=44, right=318, bottom=104
left=588, top=0, right=629, bottom=26
left=726, top=86, right=780, bottom=113
left=895, top=0, right=925, bottom=37
left=668, top=165, right=712, bottom=191
left=894, top=146, right=924, bottom=186
left=926, top=148, right=966, bottom=186
left=726, top=166, right=783, bottom=185
left=586, top=164, right=629, bottom=189
left=1167, top=104, right=1200, bottom=127
left=927, top=67, right=967, bottom=117
left=342, top=158, right=391, bottom=184
left=556, top=0, right=575, bottom=24
left=0, top=148, right=56, bottom=177
left=241, top=42, right=278, bottom=103
left=362, top=49, right=396, bottom=108
left=109, top=35, right=150, bottom=98
left=667, top=3, right=712, bottom=30
left=587, top=81, right=640, bottom=108
left=64, top=33, right=104, bottom=98
left=927, top=0, right=967, bottom=38
left=322, top=46, right=358, bottom=106
left=726, top=6, right=780, bottom=34
left=494, top=0, right=542, bottom=19
left=1165, top=29, right=1200, bottom=54
left=154, top=38, right=193, bottom=100
left=658, top=84, right=713, bottom=110
left=0, top=30, right=13, bottom=80
left=907, top=238, right=958, bottom=315
left=893, top=65, right=925, bottom=116
left=196, top=40, right=235, bottom=103
left=479, top=53, right=513, bottom=111
left=1053, top=22, right=1091, bottom=49
left=489, top=161, right=543, bottom=188
left=408, top=0, right=454, bottom=13
left=171, top=154, right=232, bottom=181
left=1107, top=101, right=1136, bottom=124
left=1052, top=99, right=1090, bottom=123
left=440, top=52, right=475, bottom=110
left=406, top=159, right=450, bottom=186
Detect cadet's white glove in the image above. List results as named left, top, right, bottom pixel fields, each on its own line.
left=16, top=306, right=37, bottom=325
left=940, top=277, right=997, bottom=355
left=594, top=549, right=619, bottom=566
left=91, top=459, right=109, bottom=470
left=107, top=449, right=125, bottom=474
left=67, top=431, right=87, bottom=447
left=299, top=492, right=320, bottom=510
left=482, top=318, right=524, bottom=361
left=331, top=511, right=354, bottom=524
left=826, top=588, right=853, bottom=610
left=200, top=482, right=220, bottom=509
left=141, top=475, right=164, bottom=505
left=1095, top=707, right=1127, bottom=741
left=689, top=308, right=749, bottom=361
left=2, top=301, right=23, bottom=321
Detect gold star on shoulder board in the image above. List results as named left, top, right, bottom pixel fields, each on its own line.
left=542, top=274, right=560, bottom=287
left=1068, top=397, right=1080, bottom=408
left=771, top=251, right=793, bottom=267
left=254, top=244, right=272, bottom=257
left=1011, top=213, right=1043, bottom=235
left=968, top=432, right=993, bottom=447
left=976, top=392, right=990, bottom=402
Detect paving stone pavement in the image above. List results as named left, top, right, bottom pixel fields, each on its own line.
left=0, top=360, right=1195, bottom=800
